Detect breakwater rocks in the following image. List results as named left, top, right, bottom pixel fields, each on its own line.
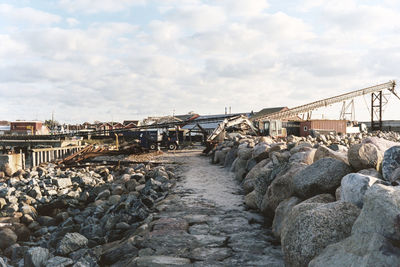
left=0, top=161, right=176, bottom=266
left=210, top=131, right=400, bottom=267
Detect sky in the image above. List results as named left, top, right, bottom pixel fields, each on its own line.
left=1, top=0, right=400, bottom=123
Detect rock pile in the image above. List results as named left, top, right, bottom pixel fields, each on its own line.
left=0, top=161, right=176, bottom=266
left=210, top=130, right=400, bottom=266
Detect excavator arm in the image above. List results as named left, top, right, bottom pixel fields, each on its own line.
left=206, top=115, right=258, bottom=142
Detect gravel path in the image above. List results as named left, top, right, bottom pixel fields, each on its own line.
left=134, top=150, right=284, bottom=266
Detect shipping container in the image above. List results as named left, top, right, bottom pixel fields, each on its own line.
left=300, top=120, right=347, bottom=137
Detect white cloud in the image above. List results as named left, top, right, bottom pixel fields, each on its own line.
left=1, top=0, right=400, bottom=123
left=0, top=4, right=61, bottom=25
left=59, top=0, right=147, bottom=13
left=0, top=34, right=26, bottom=58
left=66, top=18, right=79, bottom=27
left=165, top=4, right=227, bottom=32
left=219, top=0, right=269, bottom=17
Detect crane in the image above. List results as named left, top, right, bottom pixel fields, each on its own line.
left=252, top=81, right=399, bottom=131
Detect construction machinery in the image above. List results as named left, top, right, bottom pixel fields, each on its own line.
left=203, top=115, right=259, bottom=153
left=252, top=81, right=399, bottom=131
left=203, top=81, right=400, bottom=153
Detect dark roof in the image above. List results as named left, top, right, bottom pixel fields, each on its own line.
left=123, top=120, right=139, bottom=125
left=251, top=107, right=287, bottom=119
left=174, top=114, right=199, bottom=121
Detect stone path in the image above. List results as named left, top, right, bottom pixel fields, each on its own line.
left=132, top=150, right=284, bottom=266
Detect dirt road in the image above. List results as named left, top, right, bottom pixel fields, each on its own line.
left=135, top=150, right=284, bottom=266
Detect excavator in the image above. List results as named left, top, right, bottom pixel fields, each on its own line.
left=202, top=115, right=259, bottom=153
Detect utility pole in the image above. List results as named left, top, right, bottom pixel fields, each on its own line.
left=51, top=111, right=54, bottom=134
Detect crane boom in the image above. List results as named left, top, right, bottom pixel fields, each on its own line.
left=252, top=81, right=396, bottom=121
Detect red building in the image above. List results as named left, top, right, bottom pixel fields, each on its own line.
left=10, top=121, right=47, bottom=135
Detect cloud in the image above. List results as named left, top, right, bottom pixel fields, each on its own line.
left=164, top=4, right=227, bottom=32
left=0, top=4, right=61, bottom=25
left=59, top=0, right=147, bottom=13
left=66, top=18, right=80, bottom=27
left=219, top=0, right=269, bottom=17
left=1, top=0, right=400, bottom=123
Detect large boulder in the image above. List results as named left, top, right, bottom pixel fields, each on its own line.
left=281, top=201, right=360, bottom=267
left=309, top=233, right=400, bottom=267
left=348, top=143, right=382, bottom=171
left=362, top=137, right=400, bottom=154
left=340, top=173, right=380, bottom=208
left=351, top=184, right=400, bottom=241
left=242, top=159, right=270, bottom=193
left=244, top=191, right=257, bottom=210
left=289, top=142, right=312, bottom=155
left=292, top=158, right=352, bottom=199
left=24, top=247, right=50, bottom=267
left=252, top=142, right=270, bottom=161
left=0, top=228, right=17, bottom=249
left=382, top=146, right=400, bottom=183
left=289, top=150, right=316, bottom=165
left=358, top=168, right=383, bottom=179
left=313, top=145, right=348, bottom=165
left=214, top=150, right=228, bottom=165
left=237, top=147, right=253, bottom=161
left=253, top=166, right=273, bottom=209
left=56, top=232, right=88, bottom=256
left=271, top=196, right=301, bottom=239
left=301, top=193, right=335, bottom=204
left=223, top=147, right=237, bottom=168
left=262, top=162, right=307, bottom=216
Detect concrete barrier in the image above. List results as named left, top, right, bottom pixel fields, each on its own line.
left=29, top=145, right=85, bottom=167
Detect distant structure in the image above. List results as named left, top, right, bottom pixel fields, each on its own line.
left=10, top=121, right=49, bottom=135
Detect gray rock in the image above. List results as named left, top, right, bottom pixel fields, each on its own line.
left=224, top=147, right=237, bottom=168
left=289, top=150, right=316, bottom=165
left=362, top=137, right=400, bottom=154
left=24, top=247, right=50, bottom=267
left=246, top=158, right=258, bottom=172
left=242, top=159, right=270, bottom=193
left=0, top=257, right=7, bottom=267
left=262, top=162, right=307, bottom=216
left=0, top=228, right=17, bottom=250
left=272, top=196, right=302, bottom=239
left=214, top=150, right=227, bottom=165
left=57, top=232, right=88, bottom=256
left=382, top=146, right=400, bottom=182
left=100, top=235, right=138, bottom=265
left=281, top=201, right=360, bottom=267
left=340, top=173, right=380, bottom=208
left=252, top=143, right=270, bottom=161
left=309, top=233, right=400, bottom=267
left=133, top=256, right=191, bottom=266
left=335, top=186, right=341, bottom=200
left=46, top=256, right=74, bottom=267
left=348, top=143, right=382, bottom=171
left=313, top=145, right=348, bottom=164
left=351, top=184, right=400, bottom=241
left=190, top=247, right=232, bottom=261
left=253, top=166, right=273, bottom=209
left=289, top=142, right=312, bottom=154
left=292, top=158, right=352, bottom=199
left=244, top=191, right=257, bottom=210
left=357, top=168, right=383, bottom=179
left=237, top=147, right=253, bottom=160
left=301, top=193, right=335, bottom=204
left=95, top=190, right=110, bottom=200
left=56, top=178, right=72, bottom=189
